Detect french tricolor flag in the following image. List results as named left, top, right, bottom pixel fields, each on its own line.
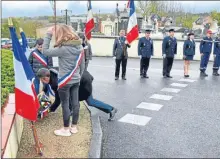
left=126, top=0, right=139, bottom=44
left=85, top=0, right=95, bottom=40
left=8, top=19, right=40, bottom=121
left=20, top=28, right=31, bottom=59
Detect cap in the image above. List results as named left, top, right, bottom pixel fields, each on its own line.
left=145, top=29, right=151, bottom=33
left=37, top=68, right=50, bottom=78
left=35, top=38, right=44, bottom=46
left=169, top=29, right=175, bottom=32
left=207, top=30, right=212, bottom=34
left=188, top=32, right=194, bottom=36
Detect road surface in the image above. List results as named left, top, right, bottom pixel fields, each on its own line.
left=86, top=57, right=220, bottom=158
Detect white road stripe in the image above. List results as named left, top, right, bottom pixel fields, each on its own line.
left=150, top=94, right=173, bottom=100
left=161, top=88, right=181, bottom=93
left=178, top=79, right=197, bottom=83
left=170, top=83, right=188, bottom=87
left=136, top=102, right=163, bottom=111
left=118, top=114, right=152, bottom=126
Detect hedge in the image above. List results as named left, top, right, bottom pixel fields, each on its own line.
left=1, top=49, right=15, bottom=106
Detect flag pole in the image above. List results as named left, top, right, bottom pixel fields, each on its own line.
left=54, top=0, right=57, bottom=40
left=31, top=121, right=43, bottom=156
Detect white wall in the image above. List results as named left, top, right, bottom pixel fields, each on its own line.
left=90, top=36, right=215, bottom=61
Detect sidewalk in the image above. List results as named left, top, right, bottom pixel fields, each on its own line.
left=17, top=102, right=92, bottom=158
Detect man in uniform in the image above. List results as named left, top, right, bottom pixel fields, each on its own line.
left=162, top=28, right=177, bottom=78
left=213, top=33, right=220, bottom=76
left=138, top=29, right=154, bottom=78
left=200, top=30, right=213, bottom=77
left=113, top=29, right=131, bottom=80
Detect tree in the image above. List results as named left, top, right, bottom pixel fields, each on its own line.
left=211, top=10, right=220, bottom=26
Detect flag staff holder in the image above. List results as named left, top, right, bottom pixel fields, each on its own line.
left=8, top=17, right=43, bottom=157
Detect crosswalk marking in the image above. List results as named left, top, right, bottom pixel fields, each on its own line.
left=136, top=102, right=163, bottom=111
left=150, top=94, right=173, bottom=101
left=178, top=79, right=197, bottom=83
left=170, top=83, right=188, bottom=88
left=161, top=88, right=181, bottom=93
left=118, top=114, right=152, bottom=126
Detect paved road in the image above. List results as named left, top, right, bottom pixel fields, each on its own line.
left=86, top=57, right=220, bottom=158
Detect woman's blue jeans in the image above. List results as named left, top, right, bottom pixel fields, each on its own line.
left=86, top=95, right=113, bottom=114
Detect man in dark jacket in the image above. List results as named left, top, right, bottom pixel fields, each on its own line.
left=79, top=70, right=117, bottom=121
left=162, top=28, right=177, bottom=78
left=113, top=29, right=131, bottom=80
left=28, top=38, right=53, bottom=75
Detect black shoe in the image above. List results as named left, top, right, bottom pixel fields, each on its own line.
left=108, top=108, right=118, bottom=121
left=213, top=71, right=220, bottom=76
left=115, top=76, right=119, bottom=80
left=201, top=71, right=208, bottom=77
left=143, top=75, right=149, bottom=78
left=122, top=76, right=126, bottom=80
left=184, top=75, right=189, bottom=78
left=166, top=75, right=173, bottom=78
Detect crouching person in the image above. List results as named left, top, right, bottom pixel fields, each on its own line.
left=79, top=70, right=117, bottom=121
left=34, top=68, right=55, bottom=119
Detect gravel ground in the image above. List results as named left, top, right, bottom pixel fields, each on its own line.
left=17, top=102, right=92, bottom=158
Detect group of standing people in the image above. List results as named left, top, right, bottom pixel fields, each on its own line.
left=112, top=29, right=220, bottom=79
left=28, top=24, right=117, bottom=137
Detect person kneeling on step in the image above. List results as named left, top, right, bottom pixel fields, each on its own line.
left=34, top=68, right=55, bottom=119
left=79, top=70, right=118, bottom=121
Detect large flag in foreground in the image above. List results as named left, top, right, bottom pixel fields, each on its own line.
left=126, top=0, right=139, bottom=44
left=85, top=0, right=95, bottom=40
left=20, top=28, right=31, bottom=59
left=8, top=18, right=40, bottom=121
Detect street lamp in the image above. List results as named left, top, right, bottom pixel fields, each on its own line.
left=61, top=9, right=72, bottom=25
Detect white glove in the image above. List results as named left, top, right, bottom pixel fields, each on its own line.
left=125, top=40, right=128, bottom=44
left=214, top=54, right=216, bottom=58
left=139, top=55, right=142, bottom=59
left=113, top=56, right=116, bottom=59
left=84, top=46, right=88, bottom=49
left=163, top=54, right=166, bottom=58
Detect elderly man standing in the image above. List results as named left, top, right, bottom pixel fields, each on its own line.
left=113, top=29, right=131, bottom=80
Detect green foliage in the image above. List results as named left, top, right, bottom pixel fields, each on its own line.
left=211, top=10, right=220, bottom=26
left=1, top=49, right=15, bottom=106
left=1, top=18, right=43, bottom=38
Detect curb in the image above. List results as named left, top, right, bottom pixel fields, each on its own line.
left=83, top=101, right=103, bottom=158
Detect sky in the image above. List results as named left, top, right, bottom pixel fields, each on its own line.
left=2, top=1, right=220, bottom=18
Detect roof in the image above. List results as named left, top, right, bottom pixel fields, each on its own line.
left=119, top=10, right=143, bottom=18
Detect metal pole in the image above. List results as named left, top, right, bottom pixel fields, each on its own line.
left=61, top=9, right=72, bottom=25
left=54, top=0, right=56, bottom=40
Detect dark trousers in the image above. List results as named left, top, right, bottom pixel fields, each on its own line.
left=58, top=83, right=80, bottom=127
left=86, top=95, right=113, bottom=114
left=140, top=57, right=150, bottom=76
left=163, top=57, right=174, bottom=76
left=115, top=57, right=127, bottom=77
left=213, top=55, right=220, bottom=71
left=200, top=53, right=210, bottom=72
